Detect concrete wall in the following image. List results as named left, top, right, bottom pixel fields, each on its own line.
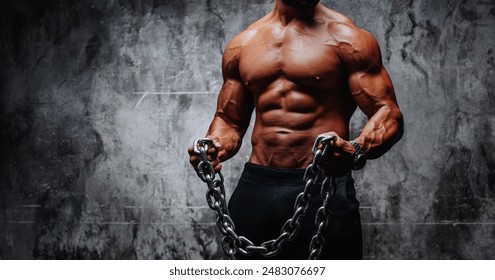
left=1, top=0, right=494, bottom=259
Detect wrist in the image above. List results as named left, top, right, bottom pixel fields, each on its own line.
left=351, top=136, right=369, bottom=154
left=349, top=140, right=367, bottom=170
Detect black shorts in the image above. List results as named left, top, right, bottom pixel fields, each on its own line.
left=227, top=162, right=362, bottom=260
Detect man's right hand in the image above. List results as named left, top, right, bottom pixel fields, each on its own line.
left=188, top=137, right=223, bottom=173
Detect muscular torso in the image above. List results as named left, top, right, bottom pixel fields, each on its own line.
left=237, top=11, right=357, bottom=168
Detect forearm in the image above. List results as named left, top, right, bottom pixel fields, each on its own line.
left=206, top=114, right=245, bottom=162
left=354, top=106, right=403, bottom=159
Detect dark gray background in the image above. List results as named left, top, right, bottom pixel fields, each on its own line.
left=1, top=0, right=494, bottom=259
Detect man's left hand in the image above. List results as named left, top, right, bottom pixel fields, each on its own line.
left=317, top=132, right=355, bottom=176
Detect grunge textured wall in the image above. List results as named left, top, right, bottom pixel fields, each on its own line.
left=1, top=0, right=494, bottom=259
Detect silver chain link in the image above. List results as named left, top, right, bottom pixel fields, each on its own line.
left=193, top=135, right=336, bottom=260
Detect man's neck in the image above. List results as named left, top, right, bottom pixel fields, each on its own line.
left=273, top=0, right=318, bottom=25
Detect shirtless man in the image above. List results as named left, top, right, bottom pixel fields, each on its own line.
left=188, top=0, right=403, bottom=259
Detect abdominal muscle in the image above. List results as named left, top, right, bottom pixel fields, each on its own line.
left=248, top=88, right=352, bottom=169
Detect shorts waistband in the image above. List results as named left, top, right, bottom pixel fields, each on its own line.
left=241, top=162, right=306, bottom=183
left=241, top=162, right=351, bottom=184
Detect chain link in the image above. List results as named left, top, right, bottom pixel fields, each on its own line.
left=193, top=135, right=337, bottom=259
left=309, top=177, right=336, bottom=259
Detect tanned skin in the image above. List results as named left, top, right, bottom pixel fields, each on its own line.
left=188, top=0, right=403, bottom=175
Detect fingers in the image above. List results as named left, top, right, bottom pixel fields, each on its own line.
left=210, top=137, right=224, bottom=161
left=317, top=132, right=354, bottom=174
left=188, top=137, right=223, bottom=173
left=316, top=132, right=337, bottom=150
left=212, top=161, right=222, bottom=173
left=325, top=134, right=346, bottom=150
left=320, top=132, right=338, bottom=138
left=187, top=145, right=195, bottom=156
left=206, top=146, right=218, bottom=161
left=188, top=153, right=201, bottom=171
left=318, top=131, right=355, bottom=156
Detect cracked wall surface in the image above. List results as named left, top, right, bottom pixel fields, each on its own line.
left=1, top=0, right=494, bottom=259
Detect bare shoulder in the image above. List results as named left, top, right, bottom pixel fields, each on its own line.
left=222, top=15, right=270, bottom=76
left=221, top=32, right=250, bottom=73
left=319, top=7, right=382, bottom=70
left=224, top=12, right=272, bottom=54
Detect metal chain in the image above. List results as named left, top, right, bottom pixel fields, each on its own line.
left=192, top=135, right=336, bottom=259
left=309, top=176, right=336, bottom=259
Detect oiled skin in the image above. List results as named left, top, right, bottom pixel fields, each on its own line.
left=189, top=1, right=403, bottom=174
